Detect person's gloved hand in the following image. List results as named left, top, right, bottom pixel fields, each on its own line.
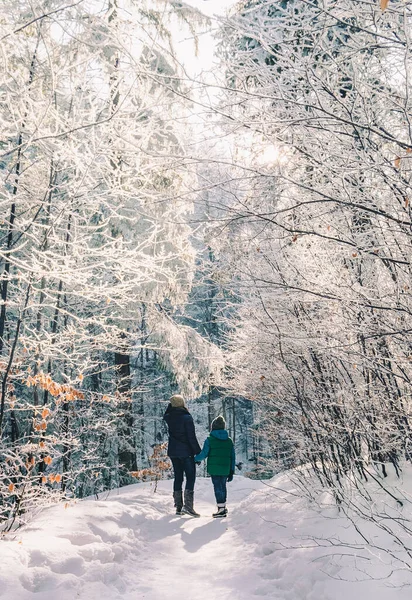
left=195, top=461, right=201, bottom=466
left=227, top=471, right=234, bottom=482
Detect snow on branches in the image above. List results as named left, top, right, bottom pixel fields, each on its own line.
left=219, top=0, right=412, bottom=510
left=0, top=0, right=219, bottom=529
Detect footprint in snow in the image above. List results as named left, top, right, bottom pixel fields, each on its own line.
left=78, top=543, right=115, bottom=563
left=20, top=567, right=60, bottom=593
left=50, top=555, right=85, bottom=576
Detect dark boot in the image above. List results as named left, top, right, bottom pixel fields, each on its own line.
left=173, top=490, right=183, bottom=515
left=182, top=490, right=200, bottom=517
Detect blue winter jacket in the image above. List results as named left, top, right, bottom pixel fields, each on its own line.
left=163, top=404, right=201, bottom=458
left=195, top=429, right=236, bottom=473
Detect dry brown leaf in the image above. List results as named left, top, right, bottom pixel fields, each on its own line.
left=380, top=0, right=389, bottom=10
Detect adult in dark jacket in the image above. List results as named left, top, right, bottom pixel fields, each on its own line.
left=163, top=394, right=201, bottom=517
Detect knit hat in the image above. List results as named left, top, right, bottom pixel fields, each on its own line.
left=211, top=415, right=226, bottom=430
left=170, top=394, right=185, bottom=408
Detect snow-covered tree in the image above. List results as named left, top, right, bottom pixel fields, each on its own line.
left=0, top=0, right=222, bottom=528
left=218, top=0, right=412, bottom=499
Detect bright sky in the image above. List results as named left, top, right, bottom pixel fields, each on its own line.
left=186, top=0, right=236, bottom=18
left=175, top=0, right=237, bottom=76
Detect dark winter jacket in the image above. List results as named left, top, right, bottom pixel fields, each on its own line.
left=163, top=404, right=201, bottom=458
left=195, top=429, right=236, bottom=476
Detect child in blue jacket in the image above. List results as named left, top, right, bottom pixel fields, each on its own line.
left=195, top=415, right=235, bottom=518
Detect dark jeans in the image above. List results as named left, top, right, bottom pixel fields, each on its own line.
left=170, top=456, right=196, bottom=492
left=211, top=475, right=227, bottom=505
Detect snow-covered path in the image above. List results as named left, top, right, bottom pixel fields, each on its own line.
left=2, top=475, right=412, bottom=600
left=135, top=483, right=259, bottom=600
left=1, top=478, right=264, bottom=600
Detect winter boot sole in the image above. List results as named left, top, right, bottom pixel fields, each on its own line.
left=213, top=507, right=228, bottom=518
left=182, top=507, right=201, bottom=518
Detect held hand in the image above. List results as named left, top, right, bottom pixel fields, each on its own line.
left=227, top=471, right=234, bottom=483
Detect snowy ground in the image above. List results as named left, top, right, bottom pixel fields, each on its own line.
left=1, top=473, right=412, bottom=600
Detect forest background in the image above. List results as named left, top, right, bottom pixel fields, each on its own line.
left=1, top=0, right=412, bottom=566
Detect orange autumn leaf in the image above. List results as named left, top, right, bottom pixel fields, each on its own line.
left=8, top=483, right=15, bottom=493
left=78, top=373, right=84, bottom=382
left=49, top=474, right=55, bottom=483
left=55, top=474, right=62, bottom=483
left=158, top=461, right=170, bottom=470
left=40, top=421, right=47, bottom=431
left=380, top=0, right=389, bottom=10
left=394, top=156, right=401, bottom=169
left=39, top=441, right=45, bottom=448
left=49, top=384, right=59, bottom=397
left=41, top=476, right=47, bottom=484
left=405, top=197, right=409, bottom=208
left=42, top=408, right=50, bottom=419
left=44, top=456, right=52, bottom=465
left=25, top=372, right=85, bottom=403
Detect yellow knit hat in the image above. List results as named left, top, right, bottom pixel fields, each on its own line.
left=170, top=394, right=185, bottom=408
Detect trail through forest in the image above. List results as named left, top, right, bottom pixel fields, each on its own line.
left=2, top=474, right=412, bottom=600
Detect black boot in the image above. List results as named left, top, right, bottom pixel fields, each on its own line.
left=182, top=490, right=200, bottom=517
left=173, top=490, right=183, bottom=515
